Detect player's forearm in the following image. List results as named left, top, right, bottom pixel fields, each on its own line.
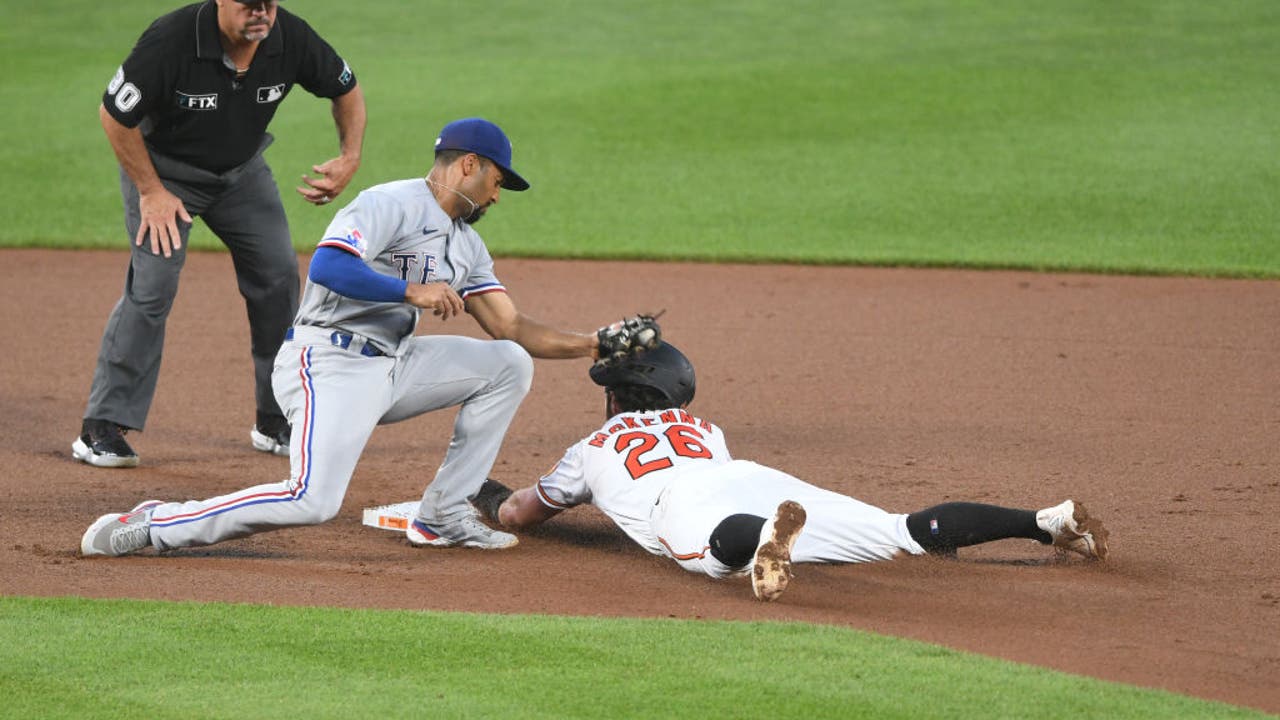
left=331, top=84, right=366, bottom=163
left=467, top=293, right=597, bottom=359
left=100, top=104, right=163, bottom=195
left=497, top=487, right=560, bottom=528
left=506, top=317, right=596, bottom=359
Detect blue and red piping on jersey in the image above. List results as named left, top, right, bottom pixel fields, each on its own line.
left=460, top=282, right=506, bottom=301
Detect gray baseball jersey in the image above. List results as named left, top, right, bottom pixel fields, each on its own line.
left=297, top=178, right=504, bottom=351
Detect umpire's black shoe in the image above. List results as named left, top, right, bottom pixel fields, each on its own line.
left=250, top=413, right=290, bottom=457
left=71, top=418, right=140, bottom=468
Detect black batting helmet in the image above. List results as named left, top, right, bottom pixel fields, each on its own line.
left=589, top=342, right=696, bottom=407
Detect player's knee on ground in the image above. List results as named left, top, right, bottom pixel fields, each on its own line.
left=283, top=490, right=345, bottom=526
left=709, top=513, right=767, bottom=569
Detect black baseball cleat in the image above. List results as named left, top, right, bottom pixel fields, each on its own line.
left=250, top=412, right=290, bottom=456
left=71, top=418, right=140, bottom=468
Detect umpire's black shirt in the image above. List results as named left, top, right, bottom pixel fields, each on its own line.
left=103, top=0, right=356, bottom=173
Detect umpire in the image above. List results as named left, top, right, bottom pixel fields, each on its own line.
left=74, top=0, right=366, bottom=468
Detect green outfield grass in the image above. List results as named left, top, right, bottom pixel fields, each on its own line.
left=0, top=596, right=1267, bottom=720
left=1, top=1, right=1275, bottom=718
left=1, top=0, right=1277, bottom=276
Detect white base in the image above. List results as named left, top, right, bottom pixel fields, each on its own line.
left=361, top=501, right=420, bottom=532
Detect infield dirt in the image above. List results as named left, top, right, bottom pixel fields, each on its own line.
left=2, top=250, right=1277, bottom=713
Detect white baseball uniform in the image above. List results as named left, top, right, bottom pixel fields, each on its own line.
left=535, top=408, right=926, bottom=579
left=149, top=178, right=532, bottom=550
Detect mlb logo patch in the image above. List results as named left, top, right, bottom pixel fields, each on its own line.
left=257, top=84, right=285, bottom=104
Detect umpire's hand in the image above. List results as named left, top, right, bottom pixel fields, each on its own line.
left=136, top=187, right=193, bottom=258
left=297, top=153, right=358, bottom=206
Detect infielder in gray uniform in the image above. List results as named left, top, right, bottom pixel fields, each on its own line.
left=81, top=117, right=662, bottom=555
left=479, top=342, right=1110, bottom=602
left=75, top=0, right=366, bottom=469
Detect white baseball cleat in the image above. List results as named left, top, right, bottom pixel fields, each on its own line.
left=751, top=500, right=807, bottom=602
left=406, top=511, right=518, bottom=550
left=1036, top=500, right=1109, bottom=560
left=80, top=500, right=162, bottom=557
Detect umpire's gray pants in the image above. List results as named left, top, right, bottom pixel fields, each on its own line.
left=84, top=138, right=299, bottom=431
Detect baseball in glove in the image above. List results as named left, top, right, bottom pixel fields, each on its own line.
left=595, top=312, right=663, bottom=366
left=471, top=478, right=514, bottom=524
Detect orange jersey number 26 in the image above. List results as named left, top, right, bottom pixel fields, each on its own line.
left=613, top=425, right=714, bottom=480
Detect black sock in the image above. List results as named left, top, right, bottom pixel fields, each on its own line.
left=708, top=514, right=767, bottom=568
left=906, top=502, right=1051, bottom=555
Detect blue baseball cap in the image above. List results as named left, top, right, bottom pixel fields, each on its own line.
left=433, top=118, right=530, bottom=191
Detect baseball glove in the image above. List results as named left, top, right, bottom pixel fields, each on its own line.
left=472, top=478, right=513, bottom=524
left=595, top=312, right=663, bottom=366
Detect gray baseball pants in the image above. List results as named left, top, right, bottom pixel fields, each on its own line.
left=84, top=137, right=298, bottom=431
left=148, top=331, right=533, bottom=549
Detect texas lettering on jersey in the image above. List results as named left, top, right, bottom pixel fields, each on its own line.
left=392, top=252, right=438, bottom=283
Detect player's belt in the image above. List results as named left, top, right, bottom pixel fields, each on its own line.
left=285, top=326, right=387, bottom=357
